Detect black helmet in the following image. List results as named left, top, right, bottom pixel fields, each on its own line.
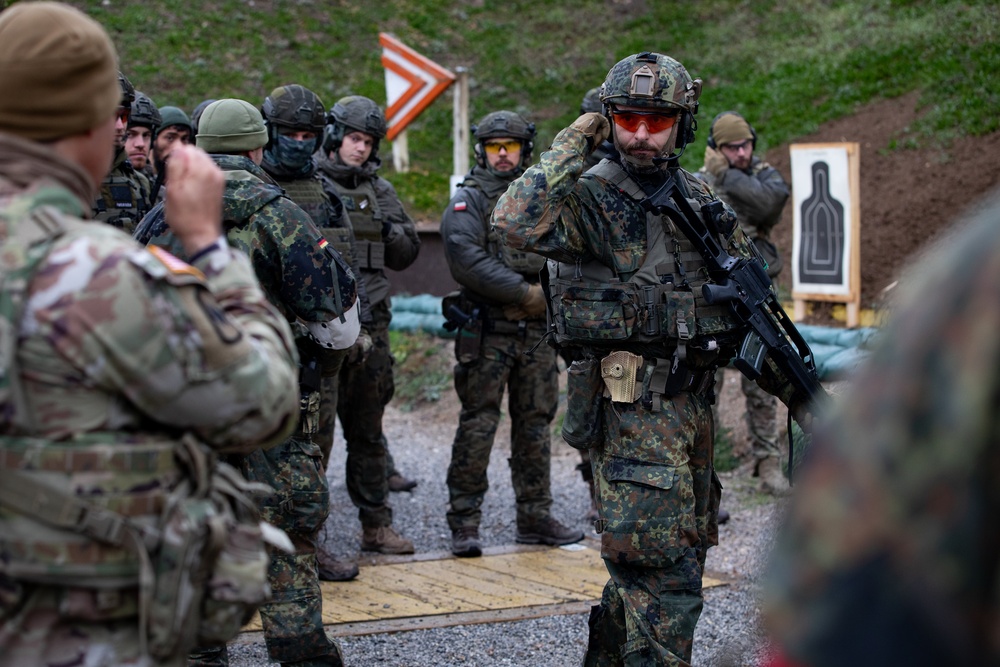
left=471, top=110, right=535, bottom=171
left=190, top=98, right=217, bottom=136
left=262, top=84, right=326, bottom=151
left=580, top=87, right=602, bottom=115
left=129, top=91, right=161, bottom=130
left=118, top=71, right=135, bottom=108
left=322, top=95, right=387, bottom=159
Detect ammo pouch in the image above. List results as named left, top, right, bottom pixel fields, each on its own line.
left=562, top=357, right=605, bottom=450
left=0, top=435, right=287, bottom=662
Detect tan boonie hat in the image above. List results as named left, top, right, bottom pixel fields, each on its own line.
left=0, top=2, right=120, bottom=141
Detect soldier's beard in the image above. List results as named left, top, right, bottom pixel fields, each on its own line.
left=620, top=139, right=670, bottom=173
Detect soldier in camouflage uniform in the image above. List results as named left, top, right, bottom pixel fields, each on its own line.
left=125, top=91, right=160, bottom=179
left=763, top=191, right=1000, bottom=667
left=697, top=111, right=791, bottom=495
left=0, top=4, right=300, bottom=665
left=91, top=71, right=152, bottom=233
left=493, top=52, right=802, bottom=665
left=442, top=110, right=584, bottom=558
left=137, top=99, right=358, bottom=667
left=315, top=96, right=421, bottom=555
left=260, top=84, right=373, bottom=582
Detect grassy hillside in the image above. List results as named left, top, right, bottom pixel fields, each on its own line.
left=58, top=0, right=999, bottom=218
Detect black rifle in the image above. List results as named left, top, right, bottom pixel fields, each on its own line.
left=642, top=172, right=829, bottom=425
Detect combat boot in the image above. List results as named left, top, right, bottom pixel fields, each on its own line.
left=387, top=472, right=418, bottom=492
left=316, top=547, right=359, bottom=582
left=451, top=526, right=482, bottom=558
left=516, top=516, right=584, bottom=546
left=757, top=456, right=792, bottom=497
left=280, top=641, right=344, bottom=667
left=360, top=525, right=415, bottom=554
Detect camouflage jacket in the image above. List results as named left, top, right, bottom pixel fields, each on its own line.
left=136, top=154, right=356, bottom=327
left=441, top=165, right=540, bottom=309
left=315, top=154, right=421, bottom=306
left=264, top=160, right=373, bottom=328
left=763, top=191, right=1000, bottom=667
left=696, top=155, right=789, bottom=240
left=0, top=132, right=299, bottom=448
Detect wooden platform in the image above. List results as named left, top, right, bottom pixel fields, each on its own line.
left=237, top=542, right=727, bottom=640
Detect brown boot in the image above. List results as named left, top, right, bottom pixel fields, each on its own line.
left=387, top=472, right=418, bottom=493
left=516, top=516, right=584, bottom=546
left=316, top=547, right=359, bottom=582
left=757, top=456, right=792, bottom=497
left=360, top=525, right=415, bottom=554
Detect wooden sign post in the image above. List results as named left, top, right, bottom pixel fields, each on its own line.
left=790, top=142, right=861, bottom=327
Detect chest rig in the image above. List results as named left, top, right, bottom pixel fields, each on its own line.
left=93, top=157, right=148, bottom=234
left=336, top=178, right=384, bottom=270
left=548, top=160, right=738, bottom=363
left=278, top=176, right=354, bottom=266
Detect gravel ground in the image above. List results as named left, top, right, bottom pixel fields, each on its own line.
left=228, top=367, right=784, bottom=666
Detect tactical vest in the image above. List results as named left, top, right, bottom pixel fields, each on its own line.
left=548, top=160, right=738, bottom=354
left=335, top=178, right=385, bottom=270
left=463, top=176, right=546, bottom=281
left=93, top=157, right=149, bottom=234
left=277, top=176, right=355, bottom=266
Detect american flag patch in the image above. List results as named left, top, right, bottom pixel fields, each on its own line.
left=147, top=245, right=205, bottom=279
left=454, top=201, right=467, bottom=211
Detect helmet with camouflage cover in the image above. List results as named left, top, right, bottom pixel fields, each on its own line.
left=262, top=84, right=326, bottom=152
left=600, top=51, right=702, bottom=153
left=322, top=95, right=387, bottom=160
left=580, top=87, right=602, bottom=115
left=129, top=91, right=161, bottom=130
left=471, top=110, right=535, bottom=172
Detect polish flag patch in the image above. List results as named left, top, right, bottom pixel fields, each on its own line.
left=453, top=201, right=467, bottom=211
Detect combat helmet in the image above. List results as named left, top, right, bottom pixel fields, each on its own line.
left=129, top=91, right=161, bottom=130
left=600, top=51, right=702, bottom=153
left=118, top=71, right=135, bottom=109
left=471, top=110, right=535, bottom=172
left=262, top=84, right=326, bottom=152
left=580, top=87, right=602, bottom=115
left=322, top=95, right=387, bottom=160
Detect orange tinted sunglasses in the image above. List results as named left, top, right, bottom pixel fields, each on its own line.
left=116, top=106, right=131, bottom=123
left=483, top=139, right=522, bottom=154
left=612, top=110, right=678, bottom=133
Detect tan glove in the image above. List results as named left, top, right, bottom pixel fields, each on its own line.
left=570, top=112, right=611, bottom=151
left=503, top=284, right=547, bottom=321
left=703, top=146, right=730, bottom=178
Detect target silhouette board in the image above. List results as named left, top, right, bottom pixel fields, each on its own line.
left=790, top=143, right=861, bottom=326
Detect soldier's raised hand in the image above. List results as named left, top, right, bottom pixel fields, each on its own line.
left=570, top=112, right=611, bottom=152
left=164, top=144, right=225, bottom=256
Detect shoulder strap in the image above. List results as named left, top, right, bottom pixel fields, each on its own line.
left=587, top=159, right=646, bottom=201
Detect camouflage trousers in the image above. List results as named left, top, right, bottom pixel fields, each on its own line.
left=190, top=434, right=337, bottom=666
left=0, top=582, right=167, bottom=666
left=584, top=391, right=721, bottom=666
left=446, top=323, right=559, bottom=531
left=334, top=300, right=396, bottom=529
left=713, top=367, right=780, bottom=461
